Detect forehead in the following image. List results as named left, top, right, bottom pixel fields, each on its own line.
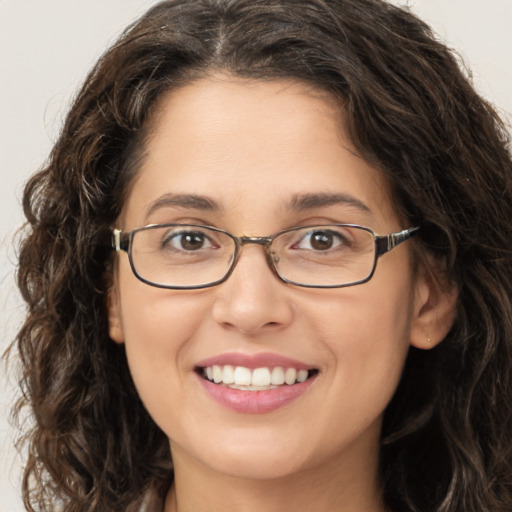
left=121, top=75, right=398, bottom=232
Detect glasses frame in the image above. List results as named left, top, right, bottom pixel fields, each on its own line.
left=112, top=223, right=419, bottom=290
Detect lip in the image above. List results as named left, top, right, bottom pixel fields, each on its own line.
left=195, top=352, right=318, bottom=414
left=195, top=352, right=313, bottom=370
left=197, top=373, right=317, bottom=414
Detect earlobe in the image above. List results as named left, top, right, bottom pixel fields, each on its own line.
left=410, top=266, right=458, bottom=350
left=107, top=281, right=125, bottom=344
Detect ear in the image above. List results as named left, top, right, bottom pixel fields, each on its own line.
left=107, top=278, right=125, bottom=344
left=409, top=264, right=458, bottom=350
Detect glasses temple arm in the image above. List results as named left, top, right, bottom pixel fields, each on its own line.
left=375, top=226, right=420, bottom=256
left=111, top=228, right=130, bottom=252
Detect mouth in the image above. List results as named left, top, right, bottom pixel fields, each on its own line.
left=197, top=365, right=319, bottom=391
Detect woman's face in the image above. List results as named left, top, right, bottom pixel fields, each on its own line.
left=109, top=76, right=434, bottom=482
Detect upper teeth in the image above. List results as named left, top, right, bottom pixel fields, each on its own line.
left=203, top=365, right=310, bottom=388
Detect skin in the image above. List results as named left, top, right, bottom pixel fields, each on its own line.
left=108, top=75, right=456, bottom=512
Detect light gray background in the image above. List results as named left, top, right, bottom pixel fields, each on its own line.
left=1, top=1, right=511, bottom=511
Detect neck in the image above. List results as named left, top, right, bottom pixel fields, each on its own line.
left=164, top=442, right=386, bottom=512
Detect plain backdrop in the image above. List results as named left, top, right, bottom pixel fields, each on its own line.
left=1, top=1, right=511, bottom=511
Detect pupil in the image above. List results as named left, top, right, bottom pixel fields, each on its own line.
left=181, top=233, right=204, bottom=250
left=311, top=232, right=333, bottom=250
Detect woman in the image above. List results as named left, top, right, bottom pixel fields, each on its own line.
left=14, top=0, right=512, bottom=511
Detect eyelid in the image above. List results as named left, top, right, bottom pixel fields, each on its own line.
left=294, top=228, right=348, bottom=248
left=161, top=227, right=217, bottom=251
left=286, top=216, right=370, bottom=230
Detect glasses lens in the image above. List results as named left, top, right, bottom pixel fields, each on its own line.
left=271, top=225, right=376, bottom=287
left=130, top=225, right=236, bottom=288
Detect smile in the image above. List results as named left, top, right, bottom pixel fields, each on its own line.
left=200, top=365, right=317, bottom=390
left=196, top=359, right=319, bottom=413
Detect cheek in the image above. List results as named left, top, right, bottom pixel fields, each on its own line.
left=117, top=277, right=212, bottom=409
left=344, top=289, right=413, bottom=378
left=310, top=280, right=414, bottom=421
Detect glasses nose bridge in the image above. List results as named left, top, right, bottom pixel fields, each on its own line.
left=236, top=235, right=276, bottom=261
left=230, top=235, right=278, bottom=276
left=238, top=235, right=273, bottom=248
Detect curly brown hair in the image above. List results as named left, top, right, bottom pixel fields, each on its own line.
left=14, top=0, right=512, bottom=511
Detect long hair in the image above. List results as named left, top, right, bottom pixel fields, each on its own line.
left=15, top=1, right=512, bottom=510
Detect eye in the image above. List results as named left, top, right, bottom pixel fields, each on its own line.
left=163, top=230, right=216, bottom=251
left=294, top=229, right=347, bottom=251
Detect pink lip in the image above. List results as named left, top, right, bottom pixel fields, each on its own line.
left=195, top=352, right=318, bottom=414
left=195, top=352, right=313, bottom=370
left=197, top=373, right=317, bottom=414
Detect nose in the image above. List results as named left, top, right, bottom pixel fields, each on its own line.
left=211, top=244, right=294, bottom=335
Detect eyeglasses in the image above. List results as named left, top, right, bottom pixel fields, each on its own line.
left=112, top=223, right=419, bottom=289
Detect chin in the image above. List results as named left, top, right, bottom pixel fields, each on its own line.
left=209, top=453, right=311, bottom=482
left=172, top=430, right=314, bottom=481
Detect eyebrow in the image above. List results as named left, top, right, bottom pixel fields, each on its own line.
left=287, top=192, right=373, bottom=215
left=145, top=193, right=221, bottom=219
left=144, top=191, right=372, bottom=221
